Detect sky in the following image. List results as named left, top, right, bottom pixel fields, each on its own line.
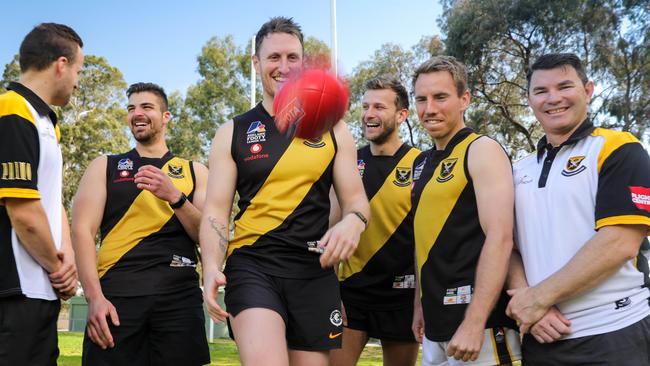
left=2, top=0, right=442, bottom=94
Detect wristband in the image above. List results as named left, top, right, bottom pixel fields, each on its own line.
left=170, top=192, right=187, bottom=209
left=351, top=211, right=368, bottom=228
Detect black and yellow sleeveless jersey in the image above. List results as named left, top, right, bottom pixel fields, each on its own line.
left=338, top=144, right=420, bottom=310
left=227, top=103, right=337, bottom=278
left=98, top=149, right=199, bottom=296
left=411, top=127, right=515, bottom=341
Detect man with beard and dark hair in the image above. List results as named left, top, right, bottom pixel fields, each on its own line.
left=0, top=22, right=83, bottom=366
left=72, top=82, right=210, bottom=366
left=330, top=75, right=420, bottom=366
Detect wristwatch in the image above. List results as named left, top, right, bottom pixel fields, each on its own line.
left=170, top=192, right=187, bottom=209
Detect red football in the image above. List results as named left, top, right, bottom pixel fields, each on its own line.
left=273, top=68, right=349, bottom=139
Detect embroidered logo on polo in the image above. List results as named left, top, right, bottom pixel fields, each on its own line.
left=303, top=137, right=326, bottom=148
left=246, top=121, right=266, bottom=144
left=630, top=186, right=650, bottom=212
left=357, top=159, right=366, bottom=177
left=561, top=155, right=586, bottom=177
left=393, top=167, right=412, bottom=187
left=1, top=162, right=32, bottom=181
left=168, top=164, right=184, bottom=179
left=436, top=158, right=458, bottom=183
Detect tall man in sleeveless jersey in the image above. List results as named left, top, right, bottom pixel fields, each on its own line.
left=330, top=76, right=420, bottom=366
left=0, top=23, right=83, bottom=366
left=410, top=56, right=521, bottom=365
left=199, top=17, right=369, bottom=366
left=72, top=83, right=210, bottom=366
left=507, top=53, right=650, bottom=365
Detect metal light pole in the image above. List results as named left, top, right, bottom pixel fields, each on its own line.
left=330, top=0, right=338, bottom=76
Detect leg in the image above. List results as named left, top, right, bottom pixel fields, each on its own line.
left=148, top=287, right=210, bottom=366
left=289, top=349, right=329, bottom=366
left=381, top=339, right=419, bottom=366
left=231, top=308, right=289, bottom=366
left=329, top=327, right=369, bottom=366
left=0, top=296, right=59, bottom=366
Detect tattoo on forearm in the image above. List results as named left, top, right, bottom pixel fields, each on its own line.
left=208, top=216, right=229, bottom=254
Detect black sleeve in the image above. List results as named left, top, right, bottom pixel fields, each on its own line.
left=0, top=115, right=40, bottom=199
left=595, top=141, right=650, bottom=229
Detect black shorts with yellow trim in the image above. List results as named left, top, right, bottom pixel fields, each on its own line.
left=224, top=265, right=342, bottom=351
left=343, top=301, right=416, bottom=342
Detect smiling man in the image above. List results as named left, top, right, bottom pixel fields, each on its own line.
left=199, top=16, right=368, bottom=366
left=72, top=82, right=210, bottom=366
left=410, top=56, right=520, bottom=366
left=507, top=53, right=650, bottom=365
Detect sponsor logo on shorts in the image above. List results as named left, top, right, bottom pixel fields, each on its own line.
left=303, top=137, right=325, bottom=148
left=246, top=121, right=267, bottom=144
left=330, top=310, right=342, bottom=327
left=117, top=158, right=133, bottom=171
left=168, top=164, right=184, bottom=179
left=630, top=186, right=650, bottom=212
left=614, top=297, right=631, bottom=310
left=393, top=167, right=412, bottom=187
left=392, top=274, right=415, bottom=289
left=328, top=332, right=342, bottom=339
left=436, top=158, right=457, bottom=183
left=561, top=155, right=586, bottom=177
left=357, top=159, right=365, bottom=178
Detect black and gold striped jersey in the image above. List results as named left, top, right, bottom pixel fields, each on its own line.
left=226, top=103, right=337, bottom=278
left=98, top=149, right=199, bottom=296
left=411, top=127, right=515, bottom=341
left=339, top=144, right=420, bottom=310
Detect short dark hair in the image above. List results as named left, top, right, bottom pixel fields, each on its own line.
left=364, top=75, right=409, bottom=110
left=19, top=23, right=83, bottom=72
left=412, top=56, right=468, bottom=97
left=126, top=82, right=168, bottom=111
left=255, top=16, right=304, bottom=56
left=527, top=53, right=589, bottom=92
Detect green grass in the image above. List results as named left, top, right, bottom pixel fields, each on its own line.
left=57, top=332, right=420, bottom=365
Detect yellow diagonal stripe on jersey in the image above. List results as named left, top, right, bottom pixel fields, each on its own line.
left=414, top=133, right=478, bottom=277
left=97, top=158, right=193, bottom=278
left=229, top=133, right=335, bottom=255
left=339, top=148, right=420, bottom=280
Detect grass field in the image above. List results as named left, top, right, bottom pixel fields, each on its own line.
left=57, top=332, right=420, bottom=365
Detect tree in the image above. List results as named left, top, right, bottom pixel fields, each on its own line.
left=1, top=55, right=130, bottom=210
left=441, top=0, right=650, bottom=156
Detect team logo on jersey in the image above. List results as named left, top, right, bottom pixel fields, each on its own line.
left=117, top=158, right=133, bottom=171
left=436, top=158, right=458, bottom=183
left=303, top=137, right=326, bottom=148
left=246, top=121, right=267, bottom=144
left=329, top=310, right=343, bottom=326
left=393, top=167, right=412, bottom=187
left=357, top=160, right=366, bottom=177
left=413, top=159, right=426, bottom=181
left=630, top=186, right=650, bottom=212
left=167, top=164, right=184, bottom=179
left=561, top=155, right=586, bottom=177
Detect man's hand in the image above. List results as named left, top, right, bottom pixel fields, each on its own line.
left=318, top=213, right=364, bottom=268
left=530, top=306, right=571, bottom=343
left=86, top=295, right=120, bottom=349
left=203, top=267, right=229, bottom=323
left=134, top=165, right=181, bottom=203
left=49, top=251, right=77, bottom=299
left=412, top=300, right=425, bottom=343
left=446, top=318, right=485, bottom=362
left=506, top=286, right=550, bottom=334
